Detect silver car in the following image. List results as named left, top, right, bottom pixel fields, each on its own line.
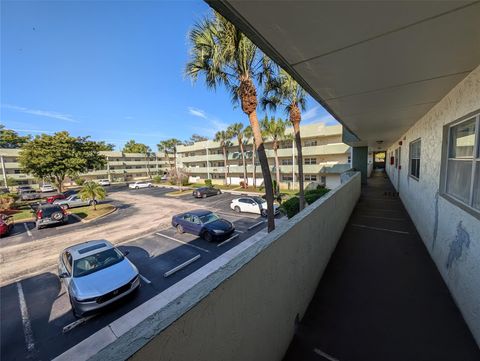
left=58, top=240, right=140, bottom=317
left=54, top=194, right=97, bottom=208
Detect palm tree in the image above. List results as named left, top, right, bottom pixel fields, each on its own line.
left=186, top=11, right=276, bottom=231
left=243, top=125, right=256, bottom=188
left=79, top=181, right=106, bottom=210
left=227, top=123, right=248, bottom=188
left=262, top=68, right=308, bottom=211
left=214, top=130, right=232, bottom=185
left=158, top=138, right=183, bottom=172
left=261, top=116, right=287, bottom=194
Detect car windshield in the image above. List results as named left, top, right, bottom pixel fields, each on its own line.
left=199, top=212, right=220, bottom=224
left=252, top=197, right=264, bottom=204
left=73, top=248, right=124, bottom=277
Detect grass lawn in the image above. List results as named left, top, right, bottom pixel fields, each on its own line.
left=9, top=208, right=35, bottom=221
left=69, top=203, right=116, bottom=221
left=166, top=189, right=193, bottom=196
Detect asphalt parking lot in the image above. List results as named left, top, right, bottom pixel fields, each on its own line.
left=0, top=186, right=275, bottom=361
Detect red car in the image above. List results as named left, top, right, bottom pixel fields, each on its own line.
left=0, top=215, right=13, bottom=237
left=46, top=194, right=66, bottom=203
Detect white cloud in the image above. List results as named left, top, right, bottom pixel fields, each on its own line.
left=188, top=107, right=208, bottom=119
left=11, top=128, right=55, bottom=134
left=302, top=106, right=320, bottom=121
left=305, top=113, right=338, bottom=125
left=2, top=104, right=78, bottom=123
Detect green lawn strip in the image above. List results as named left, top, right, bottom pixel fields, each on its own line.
left=10, top=209, right=35, bottom=221
left=69, top=203, right=116, bottom=220
left=166, top=190, right=193, bottom=196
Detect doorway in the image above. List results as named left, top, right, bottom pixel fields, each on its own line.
left=373, top=151, right=386, bottom=171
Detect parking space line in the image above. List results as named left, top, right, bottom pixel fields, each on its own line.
left=164, top=254, right=201, bottom=277
left=217, top=234, right=239, bottom=247
left=235, top=230, right=244, bottom=233
left=247, top=221, right=265, bottom=230
left=16, top=282, right=35, bottom=352
left=23, top=223, right=32, bottom=237
left=62, top=314, right=97, bottom=333
left=314, top=348, right=339, bottom=361
left=139, top=274, right=151, bottom=284
left=155, top=232, right=210, bottom=253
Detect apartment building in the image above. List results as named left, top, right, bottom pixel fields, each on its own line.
left=0, top=149, right=171, bottom=187
left=178, top=122, right=351, bottom=189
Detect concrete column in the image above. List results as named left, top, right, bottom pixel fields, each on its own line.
left=292, top=139, right=296, bottom=189
left=206, top=142, right=210, bottom=179
left=107, top=156, right=111, bottom=182
left=352, top=146, right=368, bottom=184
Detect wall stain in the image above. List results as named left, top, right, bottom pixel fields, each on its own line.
left=446, top=221, right=471, bottom=269
left=432, top=191, right=439, bottom=250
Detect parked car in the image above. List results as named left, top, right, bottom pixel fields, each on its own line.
left=46, top=193, right=66, bottom=204
left=0, top=187, right=10, bottom=194
left=63, top=189, right=78, bottom=198
left=97, top=179, right=110, bottom=186
left=54, top=195, right=97, bottom=209
left=58, top=240, right=140, bottom=317
left=0, top=214, right=13, bottom=237
left=171, top=210, right=235, bottom=242
left=40, top=184, right=56, bottom=192
left=35, top=204, right=68, bottom=229
left=129, top=181, right=152, bottom=189
left=192, top=186, right=221, bottom=198
left=230, top=196, right=280, bottom=217
left=17, top=185, right=34, bottom=193
left=20, top=189, right=41, bottom=201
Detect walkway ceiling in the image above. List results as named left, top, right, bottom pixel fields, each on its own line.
left=206, top=1, right=480, bottom=148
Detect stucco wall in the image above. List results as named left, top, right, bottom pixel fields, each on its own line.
left=386, top=65, right=480, bottom=345
left=129, top=173, right=360, bottom=361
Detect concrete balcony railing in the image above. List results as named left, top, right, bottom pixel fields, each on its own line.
left=57, top=172, right=361, bottom=361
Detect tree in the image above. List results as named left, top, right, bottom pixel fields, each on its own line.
left=262, top=68, right=308, bottom=211
left=227, top=123, right=248, bottom=187
left=0, top=125, right=30, bottom=148
left=157, top=138, right=183, bottom=171
left=243, top=125, right=257, bottom=188
left=94, top=141, right=115, bottom=151
left=186, top=134, right=209, bottom=145
left=214, top=130, right=233, bottom=185
left=186, top=11, right=276, bottom=231
left=18, top=131, right=106, bottom=192
left=261, top=116, right=287, bottom=194
left=123, top=140, right=153, bottom=178
left=79, top=181, right=106, bottom=210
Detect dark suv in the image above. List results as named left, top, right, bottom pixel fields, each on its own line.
left=35, top=204, right=68, bottom=229
left=192, top=187, right=221, bottom=198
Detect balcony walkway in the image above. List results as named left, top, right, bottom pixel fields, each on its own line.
left=283, top=171, right=479, bottom=361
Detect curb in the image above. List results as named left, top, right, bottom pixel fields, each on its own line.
left=69, top=206, right=118, bottom=224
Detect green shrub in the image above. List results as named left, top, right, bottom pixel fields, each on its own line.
left=280, top=196, right=299, bottom=219
left=0, top=193, right=18, bottom=210
left=181, top=176, right=190, bottom=186
left=74, top=177, right=86, bottom=186
left=305, top=188, right=330, bottom=204
left=204, top=179, right=213, bottom=187
left=153, top=175, right=162, bottom=183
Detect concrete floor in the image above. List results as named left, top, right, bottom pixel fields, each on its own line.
left=283, top=171, right=480, bottom=361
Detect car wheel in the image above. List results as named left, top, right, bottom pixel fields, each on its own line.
left=261, top=209, right=267, bottom=217
left=234, top=206, right=241, bottom=213
left=62, top=204, right=69, bottom=209
left=203, top=231, right=213, bottom=242
left=202, top=193, right=207, bottom=199
left=135, top=186, right=139, bottom=189
left=148, top=184, right=152, bottom=188
left=176, top=224, right=184, bottom=234
left=217, top=190, right=221, bottom=195
left=89, top=200, right=97, bottom=206
left=69, top=297, right=82, bottom=318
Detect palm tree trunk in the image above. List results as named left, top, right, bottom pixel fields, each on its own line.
left=93, top=198, right=97, bottom=210
left=222, top=146, right=228, bottom=185
left=274, top=145, right=280, bottom=194
left=240, top=141, right=248, bottom=187
left=252, top=143, right=256, bottom=188
left=292, top=121, right=305, bottom=210
left=249, top=110, right=275, bottom=232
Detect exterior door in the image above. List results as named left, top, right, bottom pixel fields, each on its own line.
left=397, top=146, right=401, bottom=191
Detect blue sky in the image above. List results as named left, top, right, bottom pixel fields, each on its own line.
left=1, top=0, right=335, bottom=150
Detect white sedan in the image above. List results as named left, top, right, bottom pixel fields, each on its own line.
left=230, top=196, right=280, bottom=217
left=129, top=181, right=152, bottom=189
left=40, top=184, right=56, bottom=192
left=97, top=179, right=110, bottom=186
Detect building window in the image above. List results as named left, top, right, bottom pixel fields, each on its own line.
left=304, top=174, right=317, bottom=181
left=444, top=113, right=480, bottom=211
left=281, top=159, right=293, bottom=165
left=304, top=158, right=317, bottom=165
left=320, top=176, right=326, bottom=185
left=304, top=140, right=317, bottom=147
left=409, top=139, right=421, bottom=180
left=282, top=175, right=293, bottom=182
